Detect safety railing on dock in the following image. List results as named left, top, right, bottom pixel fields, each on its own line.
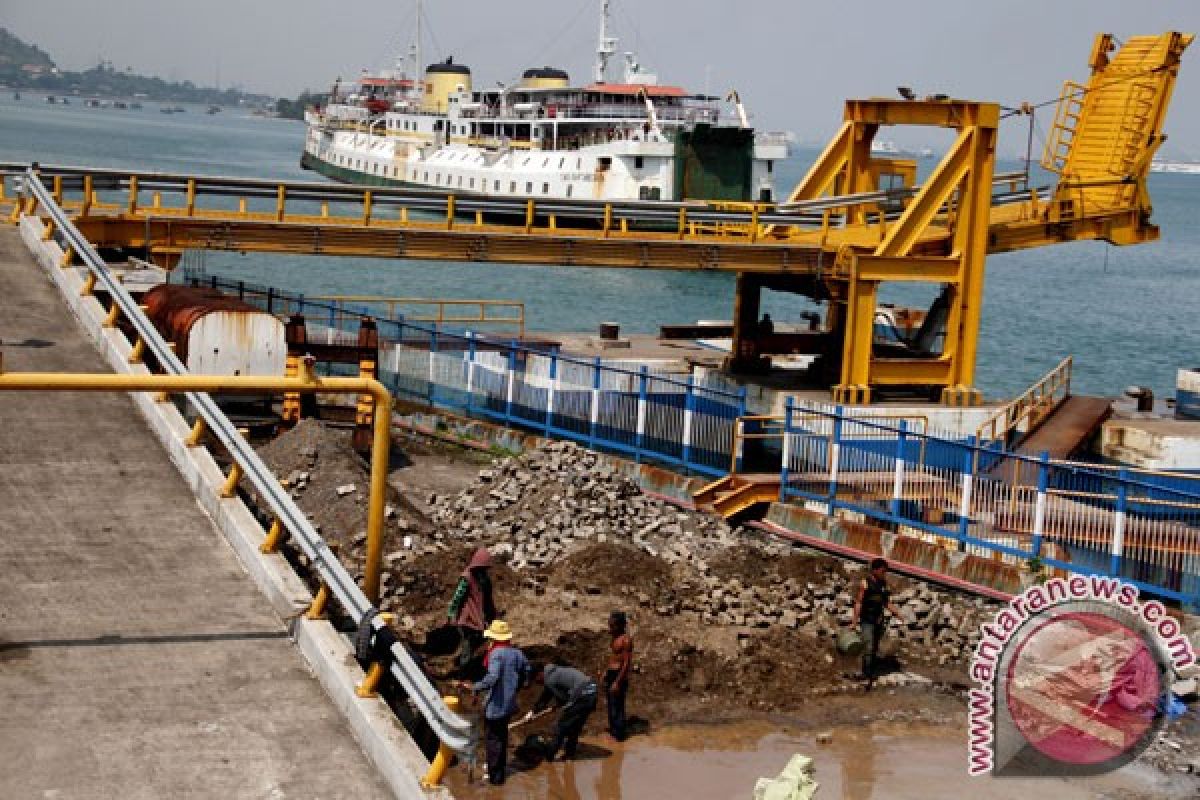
left=975, top=355, right=1073, bottom=445
left=18, top=171, right=474, bottom=755
left=185, top=270, right=747, bottom=477
left=774, top=399, right=1200, bottom=605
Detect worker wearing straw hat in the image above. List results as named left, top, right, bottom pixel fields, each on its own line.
left=461, top=620, right=529, bottom=785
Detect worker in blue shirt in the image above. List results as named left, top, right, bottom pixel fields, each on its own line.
left=461, top=619, right=529, bottom=785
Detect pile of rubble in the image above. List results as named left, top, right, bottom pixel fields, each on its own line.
left=407, top=439, right=992, bottom=668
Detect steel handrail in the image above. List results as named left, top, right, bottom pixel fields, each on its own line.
left=2, top=161, right=1050, bottom=231
left=975, top=356, right=1073, bottom=444
left=23, top=170, right=473, bottom=753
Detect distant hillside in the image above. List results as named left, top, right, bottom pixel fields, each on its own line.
left=0, top=26, right=273, bottom=106
left=0, top=27, right=55, bottom=75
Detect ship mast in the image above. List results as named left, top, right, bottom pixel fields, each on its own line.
left=594, top=0, right=617, bottom=83
left=411, top=0, right=423, bottom=101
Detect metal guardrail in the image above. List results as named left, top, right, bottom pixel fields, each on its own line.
left=285, top=295, right=526, bottom=337
left=975, top=356, right=1073, bottom=444
left=776, top=399, right=1200, bottom=605
left=21, top=170, right=474, bottom=753
left=0, top=161, right=1051, bottom=234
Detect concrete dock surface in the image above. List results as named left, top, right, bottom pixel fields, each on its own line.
left=0, top=226, right=391, bottom=797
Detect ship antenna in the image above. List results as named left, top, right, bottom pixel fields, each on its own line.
left=594, top=0, right=617, bottom=83
left=411, top=0, right=423, bottom=101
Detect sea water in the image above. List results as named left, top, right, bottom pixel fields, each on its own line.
left=1, top=94, right=1197, bottom=401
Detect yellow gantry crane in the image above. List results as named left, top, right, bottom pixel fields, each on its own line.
left=9, top=32, right=1192, bottom=405
left=761, top=31, right=1192, bottom=404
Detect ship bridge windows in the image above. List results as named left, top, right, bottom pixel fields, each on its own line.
left=494, top=180, right=500, bottom=192
left=542, top=183, right=549, bottom=194
left=526, top=182, right=533, bottom=194
left=634, top=156, right=644, bottom=169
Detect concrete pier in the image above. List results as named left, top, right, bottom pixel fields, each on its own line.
left=0, top=226, right=392, bottom=797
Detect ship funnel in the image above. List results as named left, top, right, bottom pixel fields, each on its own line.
left=423, top=56, right=472, bottom=113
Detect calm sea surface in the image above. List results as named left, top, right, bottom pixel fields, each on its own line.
left=2, top=95, right=1197, bottom=400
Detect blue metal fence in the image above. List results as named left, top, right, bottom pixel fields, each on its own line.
left=779, top=399, right=1200, bottom=606
left=185, top=270, right=745, bottom=477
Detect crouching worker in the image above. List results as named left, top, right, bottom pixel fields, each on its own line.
left=522, top=662, right=598, bottom=761
left=462, top=620, right=528, bottom=785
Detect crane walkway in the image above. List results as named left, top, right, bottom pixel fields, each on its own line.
left=0, top=226, right=391, bottom=798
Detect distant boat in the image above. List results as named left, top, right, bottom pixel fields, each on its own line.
left=113, top=100, right=128, bottom=110
left=207, top=105, right=222, bottom=114
left=1150, top=159, right=1200, bottom=175
left=130, top=102, right=143, bottom=110
left=45, top=95, right=57, bottom=104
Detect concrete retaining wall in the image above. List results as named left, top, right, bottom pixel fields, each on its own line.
left=18, top=218, right=445, bottom=800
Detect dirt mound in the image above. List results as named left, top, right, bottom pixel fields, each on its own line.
left=708, top=547, right=839, bottom=587
left=548, top=542, right=675, bottom=597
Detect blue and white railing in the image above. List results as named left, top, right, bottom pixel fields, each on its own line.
left=778, top=399, right=1200, bottom=605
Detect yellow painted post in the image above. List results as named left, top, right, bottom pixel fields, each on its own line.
left=305, top=582, right=330, bottom=619
left=186, top=179, right=196, bottom=217
left=238, top=197, right=247, bottom=215
left=421, top=696, right=461, bottom=788
left=259, top=518, right=285, bottom=554
left=41, top=218, right=56, bottom=241
left=750, top=205, right=759, bottom=243
left=355, top=660, right=387, bottom=698
left=603, top=203, right=612, bottom=237
left=52, top=176, right=63, bottom=204
left=446, top=194, right=455, bottom=230
left=152, top=191, right=162, bottom=210
left=80, top=272, right=97, bottom=297
left=363, top=385, right=393, bottom=604
left=549, top=214, right=557, bottom=231
left=275, top=185, right=286, bottom=222
left=59, top=244, right=74, bottom=268
left=677, top=207, right=687, bottom=239
left=219, top=463, right=244, bottom=498
left=185, top=417, right=207, bottom=447
left=363, top=191, right=373, bottom=227
left=400, top=206, right=409, bottom=225
left=126, top=336, right=145, bottom=363
left=321, top=201, right=329, bottom=219
left=102, top=302, right=121, bottom=328
left=127, top=175, right=138, bottom=215
left=525, top=199, right=535, bottom=233
left=475, top=210, right=483, bottom=227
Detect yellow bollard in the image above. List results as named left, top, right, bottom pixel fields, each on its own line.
left=219, top=463, right=243, bottom=498
left=305, top=582, right=330, bottom=620
left=355, top=660, right=387, bottom=698
left=185, top=417, right=206, bottom=447
left=259, top=518, right=285, bottom=554
left=126, top=336, right=145, bottom=364
left=421, top=696, right=462, bottom=788
left=80, top=272, right=97, bottom=297
left=59, top=245, right=74, bottom=268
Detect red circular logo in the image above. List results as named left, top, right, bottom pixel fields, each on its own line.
left=1005, top=611, right=1161, bottom=766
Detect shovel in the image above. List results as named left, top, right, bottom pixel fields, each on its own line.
left=509, top=708, right=554, bottom=730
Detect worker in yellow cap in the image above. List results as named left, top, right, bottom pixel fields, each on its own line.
left=460, top=620, right=530, bottom=785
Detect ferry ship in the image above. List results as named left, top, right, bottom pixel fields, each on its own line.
left=301, top=1, right=789, bottom=204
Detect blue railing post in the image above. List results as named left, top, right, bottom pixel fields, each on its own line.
left=1111, top=468, right=1129, bottom=577
left=735, top=387, right=748, bottom=474
left=544, top=352, right=558, bottom=435
left=588, top=357, right=602, bottom=448
left=428, top=324, right=439, bottom=407
left=828, top=405, right=843, bottom=508
left=681, top=375, right=695, bottom=469
left=464, top=332, right=476, bottom=416
left=890, top=420, right=908, bottom=521
left=1031, top=451, right=1050, bottom=559
left=780, top=397, right=793, bottom=502
left=635, top=366, right=649, bottom=462
left=958, top=435, right=976, bottom=541
left=504, top=346, right=517, bottom=422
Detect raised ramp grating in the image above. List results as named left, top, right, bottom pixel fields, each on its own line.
left=1015, top=395, right=1112, bottom=460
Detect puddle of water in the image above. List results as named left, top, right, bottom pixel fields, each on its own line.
left=446, top=718, right=1180, bottom=799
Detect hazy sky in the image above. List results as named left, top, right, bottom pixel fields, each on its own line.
left=5, top=0, right=1200, bottom=155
